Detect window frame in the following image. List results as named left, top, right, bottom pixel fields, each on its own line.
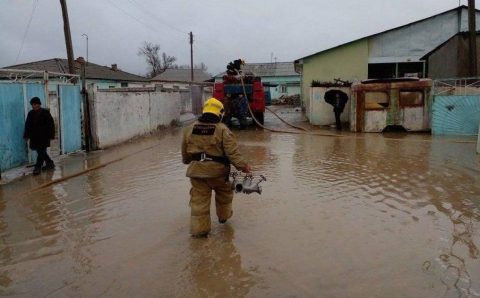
left=364, top=91, right=390, bottom=110
left=398, top=89, right=425, bottom=108
left=368, top=61, right=426, bottom=79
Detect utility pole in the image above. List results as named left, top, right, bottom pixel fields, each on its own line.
left=79, top=58, right=91, bottom=152
left=190, top=32, right=194, bottom=82
left=59, top=0, right=75, bottom=75
left=468, top=0, right=477, bottom=76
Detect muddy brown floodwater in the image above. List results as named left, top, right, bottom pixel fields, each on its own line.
left=0, top=108, right=479, bottom=297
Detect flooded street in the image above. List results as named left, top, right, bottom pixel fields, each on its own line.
left=1, top=108, right=480, bottom=297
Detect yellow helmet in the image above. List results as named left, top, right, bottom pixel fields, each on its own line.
left=202, top=97, right=224, bottom=117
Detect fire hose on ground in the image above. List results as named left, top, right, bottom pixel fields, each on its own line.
left=239, top=76, right=343, bottom=137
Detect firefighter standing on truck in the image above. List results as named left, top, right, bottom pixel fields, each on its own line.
left=182, top=97, right=252, bottom=238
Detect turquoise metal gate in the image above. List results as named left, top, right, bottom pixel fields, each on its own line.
left=432, top=79, right=480, bottom=136
left=59, top=85, right=82, bottom=154
left=0, top=82, right=46, bottom=171
left=432, top=95, right=480, bottom=136
left=0, top=69, right=82, bottom=173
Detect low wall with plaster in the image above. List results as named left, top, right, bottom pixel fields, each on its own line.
left=89, top=87, right=181, bottom=148
left=308, top=87, right=351, bottom=126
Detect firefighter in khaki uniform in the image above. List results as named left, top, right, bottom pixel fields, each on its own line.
left=182, top=97, right=252, bottom=238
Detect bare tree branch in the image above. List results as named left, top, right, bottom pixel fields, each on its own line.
left=138, top=41, right=177, bottom=78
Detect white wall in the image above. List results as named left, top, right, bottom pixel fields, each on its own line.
left=89, top=87, right=181, bottom=148
left=308, top=87, right=351, bottom=126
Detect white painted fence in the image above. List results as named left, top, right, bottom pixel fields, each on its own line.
left=89, top=86, right=181, bottom=149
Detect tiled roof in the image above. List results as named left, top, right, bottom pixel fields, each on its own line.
left=3, top=58, right=147, bottom=82
left=150, top=68, right=212, bottom=82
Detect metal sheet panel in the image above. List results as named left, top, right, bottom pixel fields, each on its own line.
left=364, top=110, right=388, bottom=132
left=25, top=83, right=46, bottom=107
left=59, top=85, right=82, bottom=153
left=432, top=95, right=480, bottom=136
left=400, top=107, right=426, bottom=131
left=0, top=83, right=28, bottom=171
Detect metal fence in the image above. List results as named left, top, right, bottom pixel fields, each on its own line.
left=432, top=77, right=480, bottom=96
left=0, top=69, right=81, bottom=175
left=432, top=78, right=480, bottom=136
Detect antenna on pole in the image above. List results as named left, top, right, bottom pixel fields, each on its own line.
left=82, top=33, right=88, bottom=65
left=189, top=32, right=194, bottom=82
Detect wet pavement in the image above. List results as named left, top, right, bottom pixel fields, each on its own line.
left=1, top=107, right=479, bottom=297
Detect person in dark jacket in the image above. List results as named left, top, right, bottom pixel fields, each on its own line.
left=226, top=59, right=245, bottom=75
left=24, top=97, right=55, bottom=175
left=235, top=94, right=249, bottom=129
left=324, top=90, right=349, bottom=130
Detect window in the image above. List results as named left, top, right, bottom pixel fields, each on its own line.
left=398, top=63, right=424, bottom=78
left=365, top=92, right=389, bottom=110
left=280, top=85, right=287, bottom=93
left=399, top=90, right=424, bottom=107
left=121, top=82, right=128, bottom=87
left=368, top=62, right=425, bottom=79
left=368, top=63, right=396, bottom=79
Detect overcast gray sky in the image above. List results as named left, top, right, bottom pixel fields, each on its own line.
left=0, top=0, right=471, bottom=76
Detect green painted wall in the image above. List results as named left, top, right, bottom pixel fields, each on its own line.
left=261, top=75, right=300, bottom=99
left=301, top=39, right=369, bottom=105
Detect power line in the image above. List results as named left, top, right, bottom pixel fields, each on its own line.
left=15, top=0, right=39, bottom=64
left=118, top=0, right=229, bottom=67
left=106, top=0, right=227, bottom=70
left=106, top=0, right=184, bottom=38
left=126, top=0, right=189, bottom=35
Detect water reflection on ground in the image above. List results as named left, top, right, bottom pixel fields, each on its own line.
left=0, top=108, right=479, bottom=297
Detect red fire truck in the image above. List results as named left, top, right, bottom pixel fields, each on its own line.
left=213, top=75, right=266, bottom=126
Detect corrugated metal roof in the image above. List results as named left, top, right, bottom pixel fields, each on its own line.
left=295, top=5, right=475, bottom=62
left=421, top=31, right=480, bottom=59
left=214, top=62, right=298, bottom=78
left=3, top=58, right=147, bottom=82
left=243, top=62, right=297, bottom=76
left=151, top=69, right=212, bottom=82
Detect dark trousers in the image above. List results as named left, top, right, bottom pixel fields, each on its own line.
left=35, top=147, right=52, bottom=168
left=334, top=109, right=342, bottom=130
